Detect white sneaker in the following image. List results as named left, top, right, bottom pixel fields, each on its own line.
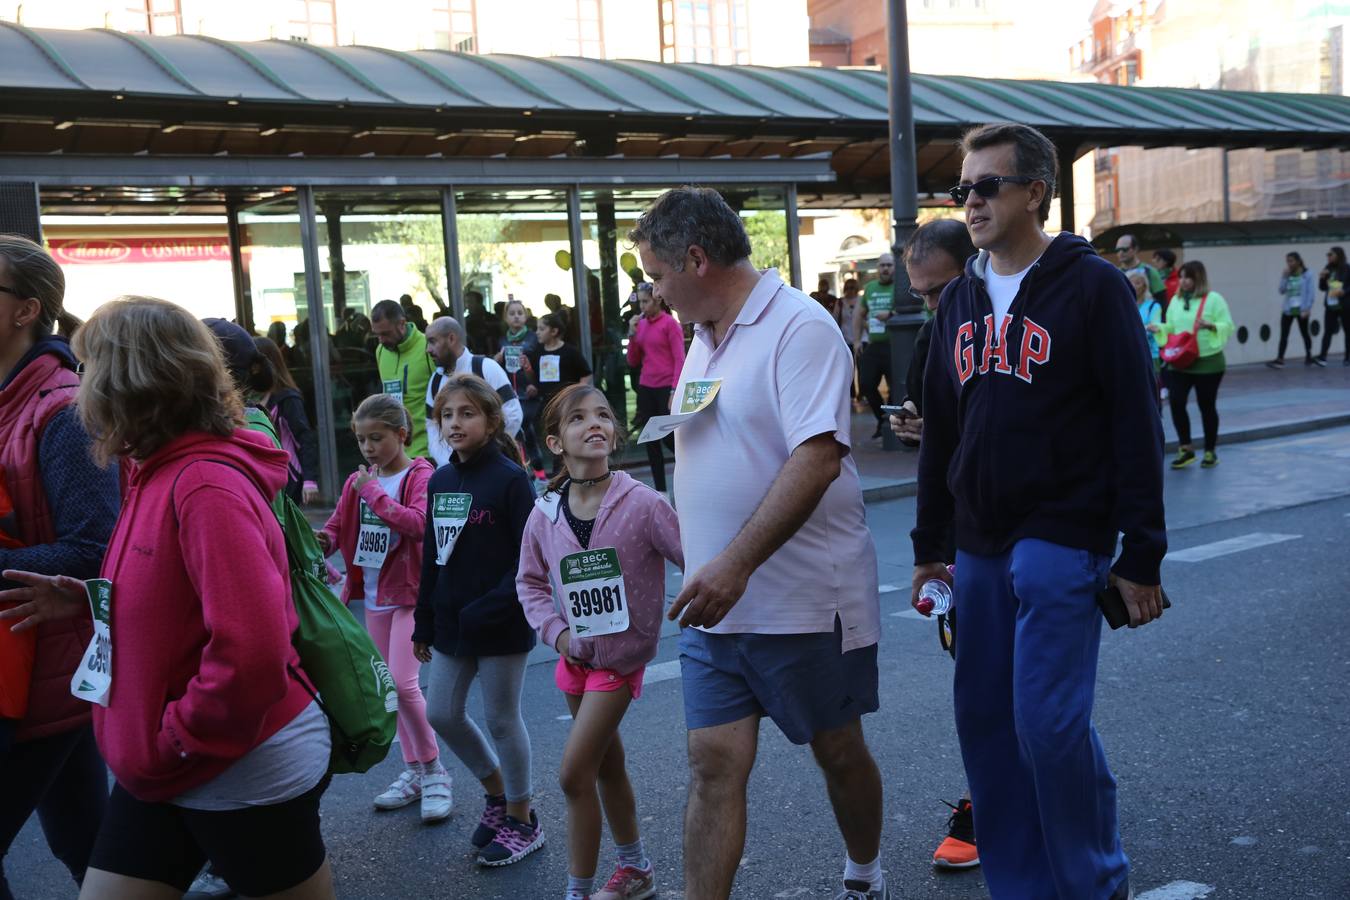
left=373, top=768, right=421, bottom=810
left=185, top=869, right=235, bottom=899
left=421, top=771, right=453, bottom=822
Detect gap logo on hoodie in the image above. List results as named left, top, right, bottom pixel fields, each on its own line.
left=954, top=313, right=1052, bottom=386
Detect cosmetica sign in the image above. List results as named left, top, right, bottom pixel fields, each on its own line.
left=48, top=237, right=231, bottom=265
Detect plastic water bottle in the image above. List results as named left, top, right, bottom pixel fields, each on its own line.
left=915, top=579, right=952, bottom=616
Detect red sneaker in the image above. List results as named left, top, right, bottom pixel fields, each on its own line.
left=591, top=862, right=655, bottom=900
left=932, top=798, right=979, bottom=869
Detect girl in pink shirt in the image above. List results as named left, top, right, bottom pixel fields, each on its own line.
left=317, top=395, right=445, bottom=822
left=516, top=384, right=683, bottom=900
left=624, top=286, right=685, bottom=492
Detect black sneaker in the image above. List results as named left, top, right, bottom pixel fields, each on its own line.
left=1170, top=448, right=1197, bottom=469
left=1314, top=356, right=1328, bottom=367
left=932, top=798, right=979, bottom=869
left=871, top=422, right=883, bottom=439
left=1265, top=359, right=1285, bottom=369
left=476, top=810, right=545, bottom=867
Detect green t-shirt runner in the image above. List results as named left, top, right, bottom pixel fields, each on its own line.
left=861, top=280, right=895, bottom=345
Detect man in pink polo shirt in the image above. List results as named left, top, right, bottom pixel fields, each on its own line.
left=631, top=187, right=886, bottom=900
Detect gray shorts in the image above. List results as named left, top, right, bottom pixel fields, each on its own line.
left=678, top=618, right=879, bottom=745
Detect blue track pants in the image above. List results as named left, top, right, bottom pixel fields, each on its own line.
left=954, top=538, right=1130, bottom=900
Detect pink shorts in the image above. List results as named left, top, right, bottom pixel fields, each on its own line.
left=554, top=658, right=645, bottom=700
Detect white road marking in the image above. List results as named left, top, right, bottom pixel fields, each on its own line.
left=878, top=583, right=904, bottom=594
left=556, top=714, right=573, bottom=721
left=1135, top=881, right=1215, bottom=900
left=644, top=659, right=682, bottom=685
left=891, top=609, right=930, bottom=621
left=1166, top=532, right=1300, bottom=563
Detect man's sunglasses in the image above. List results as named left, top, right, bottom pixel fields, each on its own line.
left=947, top=176, right=1035, bottom=206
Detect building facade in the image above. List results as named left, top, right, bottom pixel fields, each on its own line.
left=807, top=0, right=1075, bottom=80
left=1074, top=0, right=1350, bottom=232
left=1, top=0, right=808, bottom=65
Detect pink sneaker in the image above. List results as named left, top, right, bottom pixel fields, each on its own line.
left=592, top=863, right=656, bottom=900
left=476, top=810, right=545, bottom=867
left=470, top=795, right=507, bottom=850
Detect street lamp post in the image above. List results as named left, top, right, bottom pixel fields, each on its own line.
left=883, top=0, right=926, bottom=452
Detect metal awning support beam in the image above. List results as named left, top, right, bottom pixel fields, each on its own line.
left=441, top=187, right=464, bottom=320
left=0, top=154, right=836, bottom=187
left=784, top=182, right=802, bottom=290
left=296, top=184, right=340, bottom=502
left=566, top=185, right=593, bottom=362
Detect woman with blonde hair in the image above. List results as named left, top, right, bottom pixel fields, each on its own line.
left=0, top=234, right=118, bottom=900
left=0, top=296, right=335, bottom=899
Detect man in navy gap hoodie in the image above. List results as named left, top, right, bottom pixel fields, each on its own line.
left=910, top=123, right=1167, bottom=900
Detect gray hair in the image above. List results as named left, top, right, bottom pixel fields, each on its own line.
left=0, top=233, right=65, bottom=334
left=960, top=123, right=1059, bottom=224
left=627, top=187, right=752, bottom=272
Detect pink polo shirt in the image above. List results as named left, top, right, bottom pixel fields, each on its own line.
left=672, top=269, right=880, bottom=652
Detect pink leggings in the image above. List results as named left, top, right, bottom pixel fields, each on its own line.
left=365, top=607, right=440, bottom=765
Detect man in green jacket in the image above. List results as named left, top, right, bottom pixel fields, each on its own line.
left=371, top=298, right=435, bottom=459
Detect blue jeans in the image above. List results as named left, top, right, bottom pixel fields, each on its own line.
left=954, top=538, right=1129, bottom=900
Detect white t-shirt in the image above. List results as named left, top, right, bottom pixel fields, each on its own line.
left=986, top=259, right=1034, bottom=331
left=672, top=269, right=880, bottom=652
left=425, top=349, right=524, bottom=467
left=362, top=467, right=411, bottom=613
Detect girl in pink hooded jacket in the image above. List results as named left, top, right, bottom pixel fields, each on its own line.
left=516, top=384, right=682, bottom=900
left=316, top=394, right=446, bottom=822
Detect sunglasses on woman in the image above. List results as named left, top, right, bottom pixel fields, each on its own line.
left=948, top=175, right=1035, bottom=206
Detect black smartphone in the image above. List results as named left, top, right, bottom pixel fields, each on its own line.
left=1096, top=584, right=1172, bottom=630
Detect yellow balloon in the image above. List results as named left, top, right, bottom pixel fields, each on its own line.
left=619, top=251, right=637, bottom=272
left=555, top=249, right=572, bottom=271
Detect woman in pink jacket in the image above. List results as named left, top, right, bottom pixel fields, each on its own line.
left=624, top=285, right=685, bottom=493
left=1, top=297, right=334, bottom=899
left=516, top=384, right=683, bottom=900
left=316, top=393, right=444, bottom=822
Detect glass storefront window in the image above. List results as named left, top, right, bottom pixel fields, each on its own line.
left=239, top=190, right=452, bottom=482
left=453, top=189, right=578, bottom=356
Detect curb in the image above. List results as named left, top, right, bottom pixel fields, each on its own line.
left=859, top=411, right=1350, bottom=506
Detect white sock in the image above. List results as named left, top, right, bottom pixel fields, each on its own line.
left=843, top=854, right=882, bottom=889
left=424, top=758, right=447, bottom=776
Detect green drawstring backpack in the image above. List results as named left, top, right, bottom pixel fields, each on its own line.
left=234, top=410, right=398, bottom=774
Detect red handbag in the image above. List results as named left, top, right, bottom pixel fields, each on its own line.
left=1160, top=292, right=1208, bottom=369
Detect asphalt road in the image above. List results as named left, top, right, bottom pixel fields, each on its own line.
left=9, top=427, right=1350, bottom=899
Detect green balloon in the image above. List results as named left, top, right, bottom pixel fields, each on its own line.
left=555, top=249, right=572, bottom=271
left=619, top=251, right=637, bottom=272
